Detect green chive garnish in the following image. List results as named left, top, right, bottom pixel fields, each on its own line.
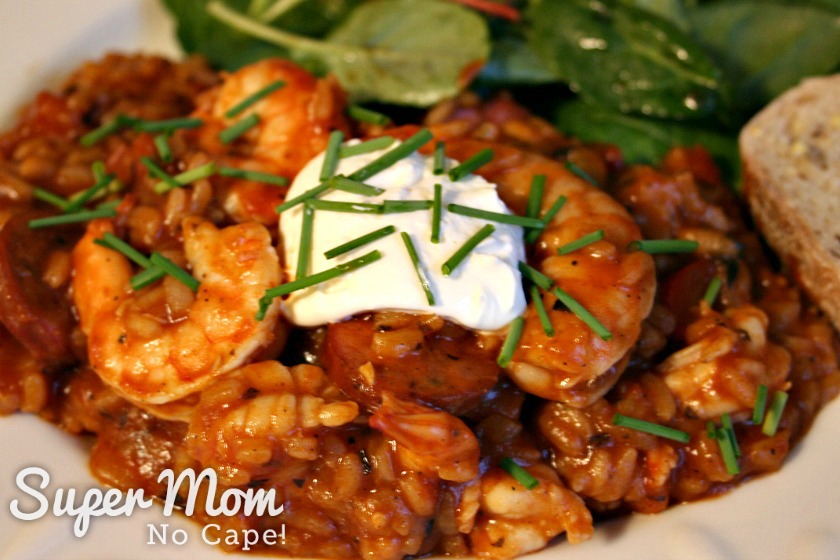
left=382, top=200, right=433, bottom=213
left=79, top=114, right=137, bottom=146
left=347, top=128, right=433, bottom=183
left=448, top=148, right=493, bottom=181
left=499, top=457, right=539, bottom=490
left=134, top=117, right=203, bottom=133
left=721, top=413, right=740, bottom=457
left=752, top=384, right=769, bottom=425
left=497, top=316, right=525, bottom=368
left=557, top=230, right=605, bottom=256
left=153, top=162, right=217, bottom=194
left=441, top=224, right=495, bottom=277
left=33, top=188, right=70, bottom=211
left=431, top=183, right=442, bottom=244
left=130, top=265, right=167, bottom=291
left=224, top=79, right=285, bottom=119
left=142, top=156, right=179, bottom=191
left=628, top=239, right=699, bottom=254
left=275, top=182, right=331, bottom=214
left=329, top=175, right=384, bottom=197
left=525, top=174, right=546, bottom=220
left=762, top=391, right=788, bottom=436
left=347, top=104, right=391, bottom=126
left=552, top=286, right=612, bottom=340
left=612, top=413, right=690, bottom=443
left=324, top=225, right=396, bottom=259
left=401, top=232, right=435, bottom=305
left=218, top=167, right=288, bottom=186
left=64, top=173, right=115, bottom=214
left=219, top=113, right=260, bottom=144
left=296, top=203, right=315, bottom=279
left=530, top=285, right=554, bottom=337
left=448, top=204, right=544, bottom=229
left=257, top=250, right=382, bottom=320
left=154, top=133, right=172, bottom=163
left=703, top=276, right=722, bottom=306
left=28, top=207, right=117, bottom=229
left=433, top=141, right=446, bottom=175
left=94, top=232, right=152, bottom=268
left=518, top=261, right=554, bottom=291
left=338, top=136, right=395, bottom=158
left=565, top=160, right=599, bottom=186
left=306, top=200, right=382, bottom=214
left=716, top=426, right=740, bottom=475
left=149, top=252, right=199, bottom=292
left=706, top=421, right=717, bottom=439
left=525, top=194, right=566, bottom=244
left=320, top=130, right=345, bottom=181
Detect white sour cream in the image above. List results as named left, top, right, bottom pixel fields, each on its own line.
left=279, top=139, right=526, bottom=331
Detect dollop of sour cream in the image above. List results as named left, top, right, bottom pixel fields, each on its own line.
left=279, top=139, right=526, bottom=331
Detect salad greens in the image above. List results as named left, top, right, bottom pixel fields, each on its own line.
left=162, top=0, right=840, bottom=175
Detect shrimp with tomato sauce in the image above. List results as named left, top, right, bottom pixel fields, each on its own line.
left=72, top=216, right=285, bottom=409
left=434, top=135, right=657, bottom=405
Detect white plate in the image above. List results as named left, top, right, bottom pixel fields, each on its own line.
left=1, top=2, right=839, bottom=559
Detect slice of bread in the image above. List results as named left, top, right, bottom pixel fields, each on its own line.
left=740, top=74, right=840, bottom=329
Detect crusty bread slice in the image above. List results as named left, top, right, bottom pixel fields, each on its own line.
left=740, top=74, right=840, bottom=329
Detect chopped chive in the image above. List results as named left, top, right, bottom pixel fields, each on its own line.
left=33, top=187, right=70, bottom=211
left=497, top=316, right=525, bottom=368
left=257, top=250, right=382, bottom=319
left=64, top=172, right=115, bottom=213
left=338, top=136, right=395, bottom=158
left=752, top=384, right=769, bottom=425
left=28, top=207, right=117, bottom=229
left=94, top=232, right=152, bottom=269
left=431, top=183, right=442, bottom=244
left=91, top=160, right=106, bottom=182
left=517, top=261, right=554, bottom=291
left=552, top=286, right=612, bottom=340
left=320, top=130, right=345, bottom=181
left=557, top=229, right=605, bottom=255
left=565, top=160, right=599, bottom=186
left=329, top=175, right=384, bottom=196
left=306, top=200, right=382, bottom=214
left=79, top=114, right=137, bottom=146
left=324, top=225, right=396, bottom=259
left=530, top=285, right=554, bottom=337
left=433, top=141, right=446, bottom=175
left=706, top=421, right=717, bottom=439
left=224, top=79, right=285, bottom=119
left=702, top=276, right=723, bottom=306
left=525, top=174, right=546, bottom=220
left=218, top=167, right=288, bottom=186
left=382, top=200, right=433, bottom=213
left=721, top=413, right=740, bottom=457
left=401, top=232, right=435, bottom=305
left=628, top=239, right=699, bottom=254
left=441, top=224, right=495, bottom=277
left=96, top=198, right=123, bottom=211
left=154, top=134, right=173, bottom=163
left=347, top=128, right=433, bottom=183
left=525, top=195, right=567, bottom=244
left=134, top=117, right=203, bottom=133
left=716, top=427, right=740, bottom=475
left=275, top=182, right=331, bottom=214
left=762, top=391, right=788, bottom=436
left=130, top=265, right=167, bottom=291
left=149, top=252, right=199, bottom=293
left=219, top=113, right=260, bottom=144
left=612, top=413, right=690, bottom=443
left=296, top=203, right=315, bottom=279
left=154, top=162, right=217, bottom=194
left=447, top=204, right=545, bottom=229
left=448, top=148, right=493, bottom=181
left=347, top=104, right=391, bottom=126
left=141, top=156, right=179, bottom=191
left=500, top=457, right=539, bottom=490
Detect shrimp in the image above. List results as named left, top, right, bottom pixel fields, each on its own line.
left=656, top=303, right=791, bottom=419
left=436, top=136, right=656, bottom=404
left=192, top=58, right=348, bottom=224
left=72, top=216, right=284, bottom=407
